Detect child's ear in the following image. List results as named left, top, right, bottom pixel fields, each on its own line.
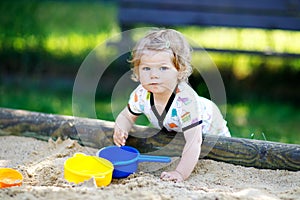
left=131, top=72, right=139, bottom=82
left=177, top=71, right=184, bottom=81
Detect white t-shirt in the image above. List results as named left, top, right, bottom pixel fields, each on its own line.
left=127, top=82, right=230, bottom=137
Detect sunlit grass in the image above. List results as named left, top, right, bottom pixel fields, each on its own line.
left=179, top=27, right=300, bottom=53
left=227, top=102, right=300, bottom=144
left=0, top=87, right=73, bottom=116
left=3, top=26, right=300, bottom=61
left=180, top=26, right=300, bottom=79
left=43, top=33, right=112, bottom=57
left=0, top=1, right=119, bottom=55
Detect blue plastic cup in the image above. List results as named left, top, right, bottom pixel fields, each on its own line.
left=97, top=146, right=171, bottom=178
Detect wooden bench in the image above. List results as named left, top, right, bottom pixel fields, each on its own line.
left=117, top=0, right=300, bottom=57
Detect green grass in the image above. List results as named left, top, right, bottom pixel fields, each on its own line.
left=0, top=1, right=118, bottom=57
left=226, top=102, right=300, bottom=144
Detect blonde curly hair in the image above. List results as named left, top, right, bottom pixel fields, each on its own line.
left=129, top=28, right=193, bottom=82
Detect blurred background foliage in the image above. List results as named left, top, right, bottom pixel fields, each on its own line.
left=0, top=0, right=299, bottom=144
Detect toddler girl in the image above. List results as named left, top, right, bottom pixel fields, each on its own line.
left=113, top=28, right=230, bottom=182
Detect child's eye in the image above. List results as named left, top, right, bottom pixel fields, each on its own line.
left=160, top=66, right=169, bottom=71
left=142, top=67, right=151, bottom=71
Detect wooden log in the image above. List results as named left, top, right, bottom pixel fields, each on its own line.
left=0, top=107, right=299, bottom=171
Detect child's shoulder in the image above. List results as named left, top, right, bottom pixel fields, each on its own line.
left=176, top=82, right=216, bottom=108
left=130, top=84, right=150, bottom=99
left=177, top=82, right=199, bottom=98
left=132, top=84, right=148, bottom=94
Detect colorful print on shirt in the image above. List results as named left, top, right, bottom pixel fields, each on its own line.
left=127, top=82, right=230, bottom=136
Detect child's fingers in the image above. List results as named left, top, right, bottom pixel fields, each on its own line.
left=113, top=133, right=124, bottom=146
left=160, top=171, right=183, bottom=182
left=160, top=171, right=169, bottom=179
left=113, top=134, right=122, bottom=147
left=113, top=129, right=128, bottom=146
left=119, top=130, right=128, bottom=145
left=161, top=171, right=174, bottom=181
left=123, top=131, right=128, bottom=139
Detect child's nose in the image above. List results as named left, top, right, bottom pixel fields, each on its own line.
left=150, top=68, right=160, bottom=78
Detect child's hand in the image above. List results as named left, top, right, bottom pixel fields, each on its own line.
left=113, top=124, right=128, bottom=147
left=160, top=170, right=184, bottom=182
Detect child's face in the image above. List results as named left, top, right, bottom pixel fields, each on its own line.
left=138, top=50, right=179, bottom=96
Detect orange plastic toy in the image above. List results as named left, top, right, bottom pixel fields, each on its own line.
left=0, top=168, right=23, bottom=188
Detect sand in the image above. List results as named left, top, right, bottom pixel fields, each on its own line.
left=0, top=136, right=299, bottom=200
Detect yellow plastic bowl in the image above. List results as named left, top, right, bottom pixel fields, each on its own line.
left=64, top=153, right=114, bottom=187
left=0, top=168, right=23, bottom=188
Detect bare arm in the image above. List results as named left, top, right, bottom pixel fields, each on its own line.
left=161, top=125, right=202, bottom=181
left=113, top=107, right=138, bottom=146
left=176, top=125, right=202, bottom=179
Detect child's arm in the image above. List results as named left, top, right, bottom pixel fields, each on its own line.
left=161, top=125, right=202, bottom=181
left=113, top=107, right=138, bottom=146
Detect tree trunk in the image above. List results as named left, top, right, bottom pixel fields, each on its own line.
left=0, top=107, right=299, bottom=171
